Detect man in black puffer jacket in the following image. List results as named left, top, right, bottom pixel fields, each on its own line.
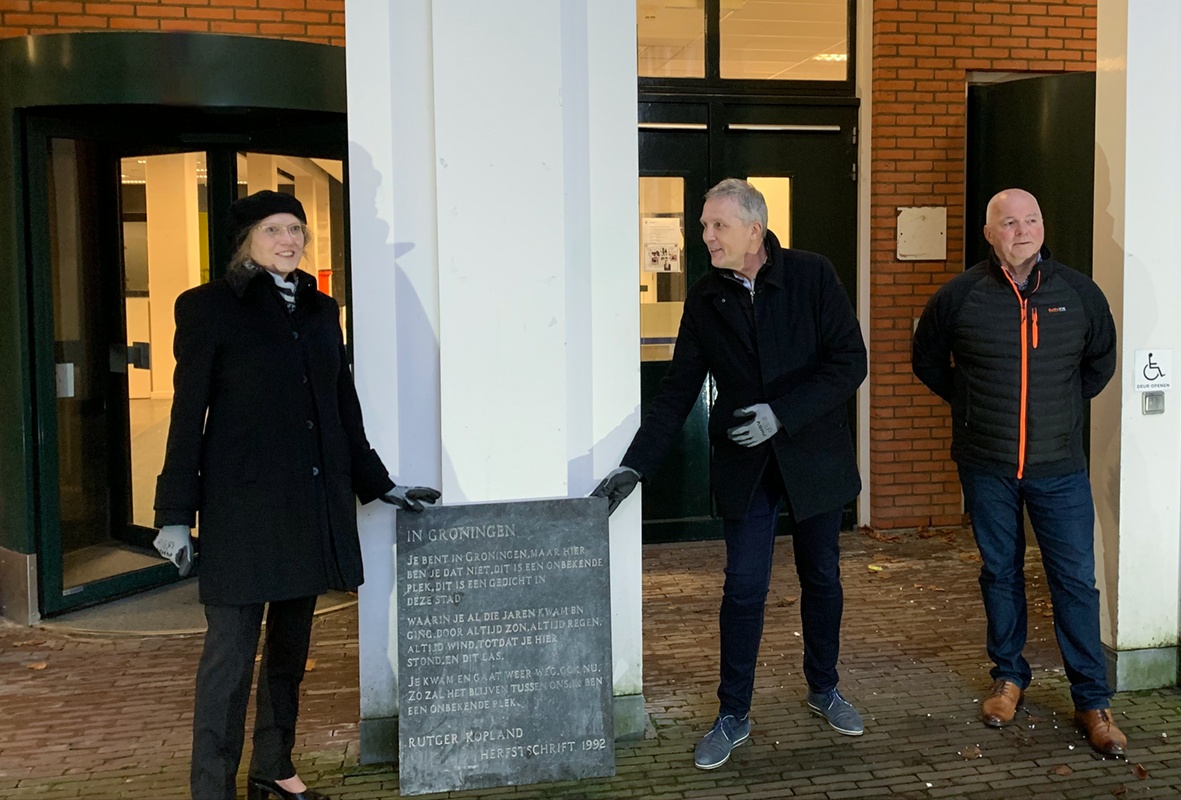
left=913, top=188, right=1124, bottom=757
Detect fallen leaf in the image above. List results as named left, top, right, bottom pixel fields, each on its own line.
left=958, top=552, right=982, bottom=563
left=26, top=662, right=47, bottom=670
left=776, top=596, right=798, bottom=607
left=1132, top=764, right=1149, bottom=781
left=867, top=564, right=884, bottom=572
left=958, top=745, right=982, bottom=759
left=12, top=640, right=46, bottom=647
left=862, top=526, right=901, bottom=543
left=1051, top=764, right=1073, bottom=776
left=1111, top=785, right=1127, bottom=797
left=305, top=659, right=316, bottom=671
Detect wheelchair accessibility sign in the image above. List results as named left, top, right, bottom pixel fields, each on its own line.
left=1134, top=349, right=1171, bottom=391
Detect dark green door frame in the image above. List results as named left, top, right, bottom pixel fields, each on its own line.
left=637, top=99, right=861, bottom=543
left=0, top=32, right=347, bottom=614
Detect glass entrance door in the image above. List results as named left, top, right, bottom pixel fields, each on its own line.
left=637, top=123, right=713, bottom=542
left=636, top=103, right=860, bottom=541
left=27, top=111, right=349, bottom=615
left=29, top=132, right=190, bottom=612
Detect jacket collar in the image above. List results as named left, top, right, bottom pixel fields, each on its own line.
left=986, top=244, right=1054, bottom=288
left=703, top=228, right=787, bottom=297
left=226, top=262, right=316, bottom=301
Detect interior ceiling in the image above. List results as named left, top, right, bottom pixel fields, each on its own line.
left=120, top=155, right=343, bottom=186
left=638, top=0, right=848, bottom=80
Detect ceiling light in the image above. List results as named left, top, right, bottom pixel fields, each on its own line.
left=813, top=53, right=847, bottom=62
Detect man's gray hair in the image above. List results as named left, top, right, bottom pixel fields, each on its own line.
left=705, top=178, right=768, bottom=231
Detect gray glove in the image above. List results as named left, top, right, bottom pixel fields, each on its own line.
left=380, top=485, right=442, bottom=512
left=727, top=403, right=783, bottom=447
left=153, top=525, right=195, bottom=577
left=590, top=467, right=642, bottom=516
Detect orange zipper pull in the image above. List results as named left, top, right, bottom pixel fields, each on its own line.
left=1032, top=307, right=1039, bottom=349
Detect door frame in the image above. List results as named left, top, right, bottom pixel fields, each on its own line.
left=637, top=98, right=861, bottom=542
left=25, top=109, right=351, bottom=615
left=0, top=33, right=349, bottom=617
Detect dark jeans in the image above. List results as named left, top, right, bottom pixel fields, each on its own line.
left=718, top=464, right=844, bottom=718
left=191, top=595, right=317, bottom=800
left=959, top=467, right=1112, bottom=711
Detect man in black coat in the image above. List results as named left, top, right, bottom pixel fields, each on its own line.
left=593, top=179, right=867, bottom=770
left=912, top=188, right=1125, bottom=757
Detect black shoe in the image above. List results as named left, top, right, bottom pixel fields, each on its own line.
left=247, top=776, right=331, bottom=800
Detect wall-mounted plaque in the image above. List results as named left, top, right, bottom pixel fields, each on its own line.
left=396, top=497, right=614, bottom=795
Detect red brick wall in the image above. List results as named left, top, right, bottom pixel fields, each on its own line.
left=0, top=0, right=344, bottom=45
left=0, top=0, right=1098, bottom=530
left=870, top=0, right=1096, bottom=529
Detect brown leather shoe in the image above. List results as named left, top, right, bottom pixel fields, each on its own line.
left=980, top=679, right=1023, bottom=727
left=1075, top=708, right=1127, bottom=757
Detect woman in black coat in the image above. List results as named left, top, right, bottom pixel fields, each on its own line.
left=152, top=190, right=439, bottom=800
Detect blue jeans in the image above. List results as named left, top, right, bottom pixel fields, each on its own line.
left=718, top=464, right=844, bottom=718
left=959, top=467, right=1112, bottom=711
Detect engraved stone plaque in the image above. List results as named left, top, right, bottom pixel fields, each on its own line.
left=396, top=497, right=614, bottom=795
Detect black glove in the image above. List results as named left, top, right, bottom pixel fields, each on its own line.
left=380, top=485, right=442, bottom=512
left=589, top=467, right=642, bottom=516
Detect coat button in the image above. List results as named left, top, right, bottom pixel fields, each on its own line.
left=312, top=467, right=320, bottom=476
left=306, top=420, right=314, bottom=429
left=292, top=331, right=300, bottom=340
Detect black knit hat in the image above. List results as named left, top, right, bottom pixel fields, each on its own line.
left=227, top=190, right=307, bottom=248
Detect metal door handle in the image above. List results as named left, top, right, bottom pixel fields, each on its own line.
left=726, top=124, right=841, bottom=133
left=56, top=363, right=75, bottom=398
left=127, top=342, right=151, bottom=370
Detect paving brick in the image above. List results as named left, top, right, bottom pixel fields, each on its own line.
left=2, top=531, right=1180, bottom=799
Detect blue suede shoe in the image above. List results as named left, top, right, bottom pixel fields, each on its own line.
left=807, top=688, right=864, bottom=736
left=693, top=713, right=751, bottom=770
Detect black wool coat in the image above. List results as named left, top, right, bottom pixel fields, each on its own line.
left=154, top=266, right=394, bottom=605
left=622, top=231, right=867, bottom=522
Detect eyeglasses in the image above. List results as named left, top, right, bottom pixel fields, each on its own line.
left=256, top=223, right=306, bottom=239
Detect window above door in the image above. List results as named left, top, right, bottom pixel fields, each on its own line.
left=637, top=0, right=854, bottom=95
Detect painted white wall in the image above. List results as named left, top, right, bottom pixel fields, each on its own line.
left=346, top=0, right=642, bottom=730
left=346, top=0, right=442, bottom=727
left=855, top=0, right=872, bottom=525
left=145, top=153, right=201, bottom=401
left=1091, top=0, right=1181, bottom=652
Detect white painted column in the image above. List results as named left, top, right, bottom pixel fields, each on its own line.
left=345, top=0, right=641, bottom=762
left=1091, top=0, right=1181, bottom=689
left=855, top=0, right=873, bottom=525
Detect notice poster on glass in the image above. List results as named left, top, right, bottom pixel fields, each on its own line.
left=642, top=217, right=683, bottom=273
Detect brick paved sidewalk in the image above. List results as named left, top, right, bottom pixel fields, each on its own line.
left=1, top=528, right=1178, bottom=799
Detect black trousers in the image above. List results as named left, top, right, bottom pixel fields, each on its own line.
left=190, top=596, right=317, bottom=800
